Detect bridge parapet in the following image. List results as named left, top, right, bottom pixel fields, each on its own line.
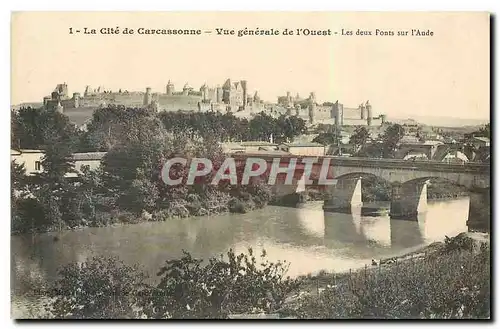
left=231, top=154, right=490, bottom=189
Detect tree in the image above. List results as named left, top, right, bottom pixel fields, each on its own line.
left=145, top=249, right=299, bottom=319
left=101, top=114, right=172, bottom=195
left=11, top=161, right=27, bottom=232
left=45, top=256, right=149, bottom=319
left=349, top=126, right=371, bottom=152
left=356, top=142, right=384, bottom=158
left=11, top=161, right=27, bottom=195
left=275, top=115, right=307, bottom=143
left=11, top=107, right=44, bottom=149
left=381, top=124, right=405, bottom=158
left=472, top=123, right=490, bottom=139
left=249, top=112, right=276, bottom=141
left=313, top=125, right=342, bottom=146
left=85, top=106, right=158, bottom=151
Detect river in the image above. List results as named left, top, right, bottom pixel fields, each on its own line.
left=11, top=197, right=470, bottom=318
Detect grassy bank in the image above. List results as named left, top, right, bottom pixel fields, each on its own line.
left=280, top=232, right=490, bottom=319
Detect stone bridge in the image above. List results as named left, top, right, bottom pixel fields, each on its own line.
left=231, top=154, right=491, bottom=231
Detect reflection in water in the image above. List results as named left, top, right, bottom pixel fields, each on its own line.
left=12, top=198, right=470, bottom=313
left=359, top=216, right=391, bottom=248
left=389, top=216, right=425, bottom=249
left=324, top=209, right=366, bottom=246
left=296, top=205, right=325, bottom=239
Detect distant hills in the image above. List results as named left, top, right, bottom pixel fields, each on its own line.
left=387, top=115, right=489, bottom=127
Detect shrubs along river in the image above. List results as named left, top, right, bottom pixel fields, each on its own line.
left=25, top=233, right=488, bottom=319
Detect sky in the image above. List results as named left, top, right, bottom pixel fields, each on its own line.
left=11, top=12, right=490, bottom=120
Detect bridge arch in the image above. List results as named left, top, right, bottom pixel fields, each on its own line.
left=334, top=172, right=385, bottom=181
left=400, top=176, right=470, bottom=197
left=332, top=172, right=392, bottom=203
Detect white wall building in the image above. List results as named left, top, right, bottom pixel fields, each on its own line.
left=11, top=149, right=107, bottom=176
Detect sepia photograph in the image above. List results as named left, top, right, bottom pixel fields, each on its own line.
left=10, top=11, right=491, bottom=320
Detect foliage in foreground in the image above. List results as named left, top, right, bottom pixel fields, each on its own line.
left=41, top=236, right=490, bottom=320
left=44, top=257, right=148, bottom=319
left=289, top=240, right=490, bottom=319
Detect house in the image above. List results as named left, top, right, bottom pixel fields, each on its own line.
left=11, top=149, right=107, bottom=176
left=397, top=140, right=444, bottom=160
left=278, top=142, right=326, bottom=156
left=220, top=142, right=246, bottom=154
left=71, top=152, right=107, bottom=172
left=471, top=137, right=490, bottom=148
left=239, top=141, right=278, bottom=153
left=11, top=149, right=45, bottom=175
left=400, top=135, right=421, bottom=144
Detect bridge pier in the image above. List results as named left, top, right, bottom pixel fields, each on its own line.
left=389, top=181, right=429, bottom=220
left=323, top=177, right=362, bottom=213
left=271, top=181, right=307, bottom=206
left=467, top=188, right=490, bottom=232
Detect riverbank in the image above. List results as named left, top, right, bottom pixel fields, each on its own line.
left=11, top=195, right=268, bottom=236
left=278, top=232, right=490, bottom=319
left=12, top=178, right=472, bottom=236
left=12, top=223, right=487, bottom=319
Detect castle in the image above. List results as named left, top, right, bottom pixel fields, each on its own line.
left=44, top=79, right=265, bottom=114
left=331, top=100, right=387, bottom=127
left=43, top=82, right=386, bottom=128
left=276, top=91, right=386, bottom=127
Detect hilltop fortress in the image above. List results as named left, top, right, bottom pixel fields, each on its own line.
left=276, top=91, right=386, bottom=127
left=44, top=79, right=265, bottom=114
left=42, top=80, right=386, bottom=127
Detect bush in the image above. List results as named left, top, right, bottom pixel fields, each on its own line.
left=143, top=248, right=299, bottom=319
left=151, top=209, right=170, bottom=221
left=228, top=198, right=247, bottom=214
left=43, top=249, right=299, bottom=319
left=44, top=257, right=149, bottom=319
left=443, top=233, right=476, bottom=253
left=12, top=197, right=48, bottom=233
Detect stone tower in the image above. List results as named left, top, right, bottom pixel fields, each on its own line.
left=360, top=103, right=366, bottom=120
left=84, top=86, right=92, bottom=97
left=182, top=83, right=190, bottom=96
left=72, top=93, right=81, bottom=108
left=286, top=91, right=294, bottom=107
left=144, top=87, right=152, bottom=106
left=333, top=101, right=344, bottom=128
left=253, top=91, right=260, bottom=104
left=166, top=80, right=174, bottom=96
left=54, top=83, right=69, bottom=99
left=216, top=85, right=223, bottom=103
left=200, top=83, right=208, bottom=101
left=240, top=80, right=248, bottom=108
left=308, top=92, right=316, bottom=124
left=365, top=100, right=372, bottom=126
